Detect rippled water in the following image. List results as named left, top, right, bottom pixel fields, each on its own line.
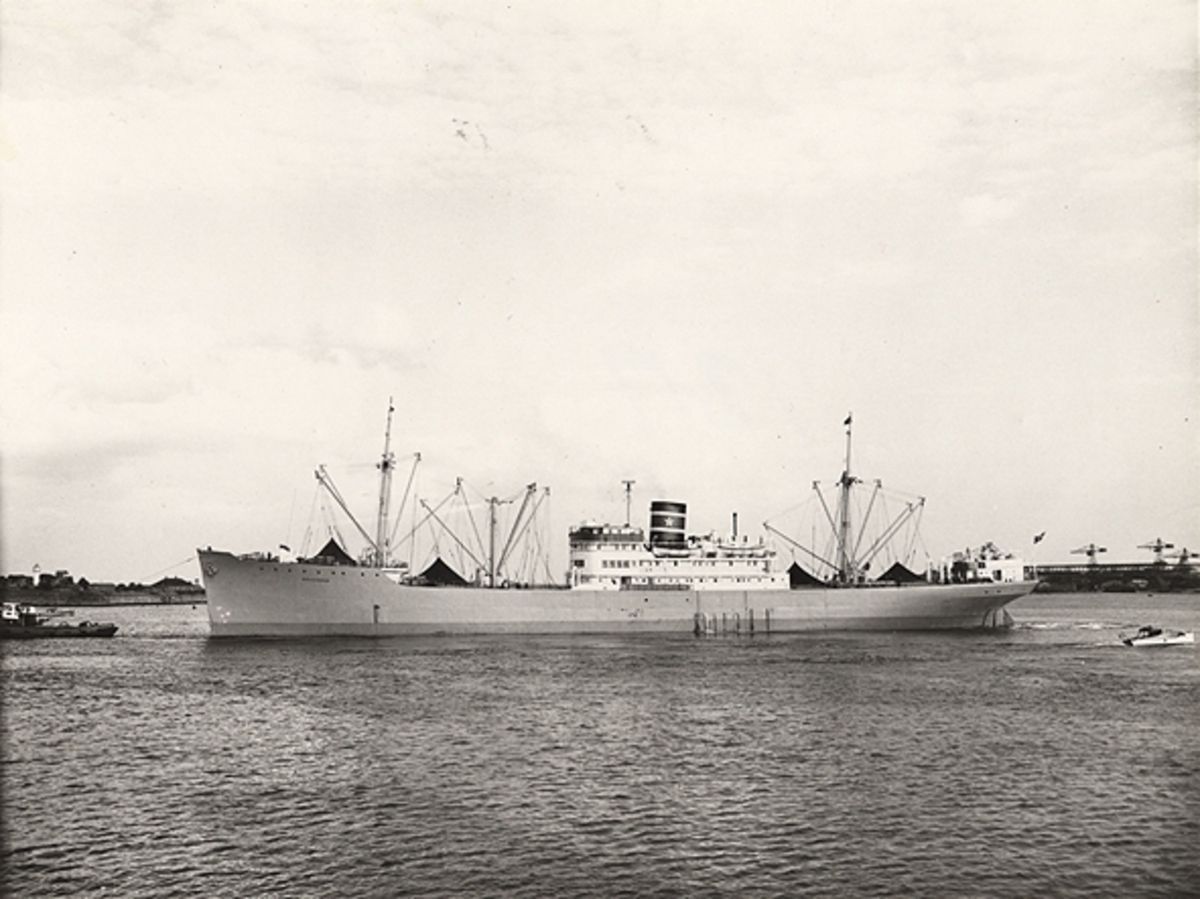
left=3, top=594, right=1198, bottom=898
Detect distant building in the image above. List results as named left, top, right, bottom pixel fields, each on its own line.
left=150, top=577, right=206, bottom=596
left=38, top=570, right=74, bottom=589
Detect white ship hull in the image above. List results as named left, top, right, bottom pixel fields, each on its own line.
left=198, top=549, right=1035, bottom=637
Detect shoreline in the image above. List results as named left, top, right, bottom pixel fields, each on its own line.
left=2, top=589, right=205, bottom=608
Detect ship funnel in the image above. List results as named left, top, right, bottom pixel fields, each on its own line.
left=649, top=501, right=687, bottom=548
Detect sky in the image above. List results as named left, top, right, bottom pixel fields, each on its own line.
left=1, top=0, right=1196, bottom=584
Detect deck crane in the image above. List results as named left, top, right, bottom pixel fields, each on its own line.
left=1137, top=538, right=1175, bottom=564
left=1071, top=543, right=1107, bottom=565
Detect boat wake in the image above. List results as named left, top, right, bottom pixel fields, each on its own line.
left=1014, top=621, right=1129, bottom=633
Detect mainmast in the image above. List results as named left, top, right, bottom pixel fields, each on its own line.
left=375, top=398, right=396, bottom=568
left=488, top=496, right=498, bottom=588
left=764, top=415, right=926, bottom=584
left=837, top=412, right=855, bottom=583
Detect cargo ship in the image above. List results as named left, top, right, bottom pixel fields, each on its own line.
left=198, top=407, right=1036, bottom=637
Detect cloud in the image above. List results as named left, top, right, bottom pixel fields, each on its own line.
left=959, top=192, right=1019, bottom=227
left=1, top=1, right=1195, bottom=580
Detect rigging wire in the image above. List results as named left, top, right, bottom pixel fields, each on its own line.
left=303, top=443, right=552, bottom=586
left=388, top=453, right=421, bottom=548
left=765, top=475, right=928, bottom=582
left=298, top=484, right=321, bottom=557
left=138, top=556, right=197, bottom=584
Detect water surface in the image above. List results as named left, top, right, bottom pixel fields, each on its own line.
left=4, top=594, right=1197, bottom=897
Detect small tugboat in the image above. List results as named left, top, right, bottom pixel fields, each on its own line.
left=1120, top=625, right=1195, bottom=647
left=0, top=601, right=118, bottom=638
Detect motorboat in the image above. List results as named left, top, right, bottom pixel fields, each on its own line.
left=1120, top=625, right=1195, bottom=647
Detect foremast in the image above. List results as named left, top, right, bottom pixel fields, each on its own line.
left=305, top=402, right=548, bottom=584
left=374, top=398, right=396, bottom=569
left=312, top=398, right=401, bottom=569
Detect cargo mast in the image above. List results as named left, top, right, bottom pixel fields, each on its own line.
left=837, top=413, right=855, bottom=583
left=375, top=398, right=396, bottom=568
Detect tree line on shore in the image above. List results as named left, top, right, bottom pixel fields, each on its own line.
left=1, top=570, right=205, bottom=600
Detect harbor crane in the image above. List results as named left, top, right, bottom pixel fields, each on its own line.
left=1137, top=538, right=1175, bottom=564
left=1164, top=547, right=1193, bottom=565
left=1071, top=543, right=1107, bottom=566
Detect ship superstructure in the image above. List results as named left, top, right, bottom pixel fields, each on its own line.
left=569, top=502, right=787, bottom=592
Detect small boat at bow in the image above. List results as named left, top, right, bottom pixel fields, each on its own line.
left=0, top=601, right=118, bottom=639
left=1120, top=625, right=1194, bottom=647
